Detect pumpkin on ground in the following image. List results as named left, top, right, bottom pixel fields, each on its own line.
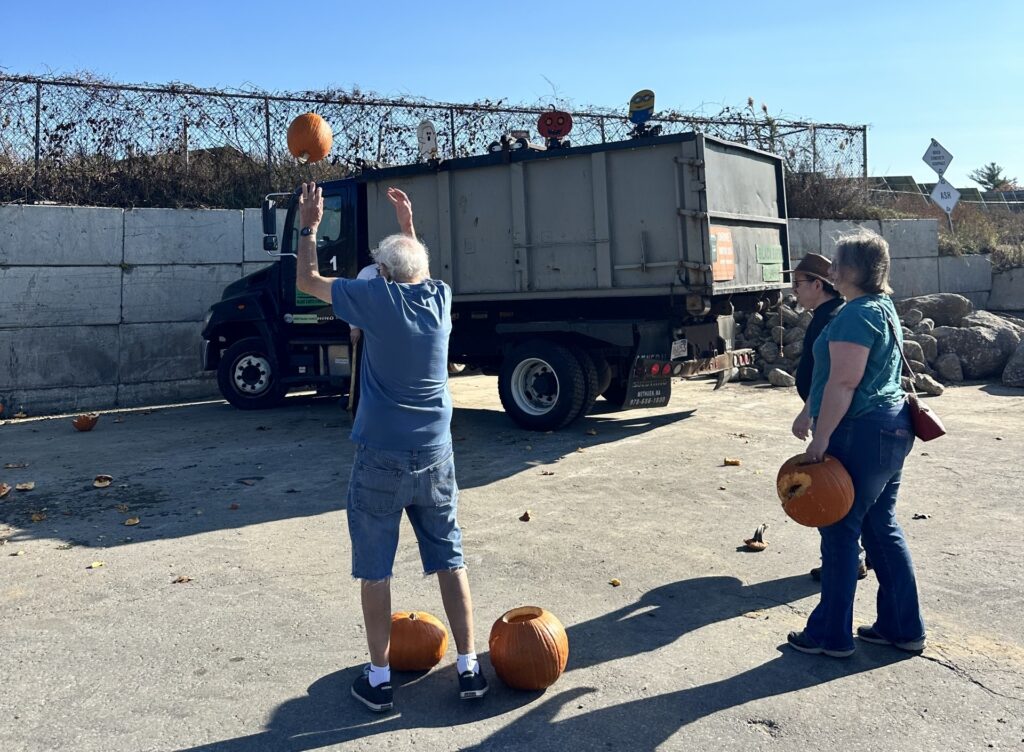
left=389, top=611, right=448, bottom=671
left=489, top=606, right=569, bottom=690
left=72, top=414, right=99, bottom=432
left=287, top=113, right=333, bottom=164
left=776, top=453, right=855, bottom=527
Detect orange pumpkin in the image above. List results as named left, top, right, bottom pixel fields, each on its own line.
left=776, top=453, right=854, bottom=527
left=72, top=413, right=99, bottom=432
left=287, top=113, right=333, bottom=164
left=489, top=606, right=569, bottom=690
left=389, top=611, right=448, bottom=671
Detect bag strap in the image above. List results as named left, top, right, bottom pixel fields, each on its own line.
left=883, top=311, right=920, bottom=398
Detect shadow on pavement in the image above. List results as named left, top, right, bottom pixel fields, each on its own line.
left=176, top=574, right=910, bottom=752
left=0, top=395, right=693, bottom=547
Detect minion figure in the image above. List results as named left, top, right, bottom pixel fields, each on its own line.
left=628, top=89, right=662, bottom=138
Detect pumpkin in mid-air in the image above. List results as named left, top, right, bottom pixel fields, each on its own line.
left=489, top=606, right=569, bottom=690
left=287, top=113, right=333, bottom=164
left=389, top=611, right=448, bottom=671
left=776, top=453, right=854, bottom=527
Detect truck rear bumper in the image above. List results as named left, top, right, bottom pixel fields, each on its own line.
left=675, top=348, right=754, bottom=378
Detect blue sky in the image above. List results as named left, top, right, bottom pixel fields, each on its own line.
left=2, top=0, right=1021, bottom=188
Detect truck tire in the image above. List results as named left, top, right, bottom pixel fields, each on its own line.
left=568, top=345, right=600, bottom=423
left=498, top=340, right=586, bottom=431
left=217, top=337, right=286, bottom=410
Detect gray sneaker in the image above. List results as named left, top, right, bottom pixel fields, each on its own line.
left=856, top=625, right=925, bottom=653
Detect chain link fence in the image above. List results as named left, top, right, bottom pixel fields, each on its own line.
left=0, top=75, right=868, bottom=209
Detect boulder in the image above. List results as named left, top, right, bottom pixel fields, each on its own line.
left=961, top=310, right=1024, bottom=335
left=914, top=373, right=945, bottom=396
left=765, top=313, right=781, bottom=329
left=913, top=318, right=935, bottom=334
left=737, top=366, right=761, bottom=382
left=909, top=359, right=928, bottom=374
left=770, top=325, right=786, bottom=342
left=783, top=340, right=804, bottom=360
left=901, top=376, right=915, bottom=392
left=912, top=333, right=939, bottom=363
left=779, top=305, right=800, bottom=327
left=758, top=342, right=780, bottom=364
left=937, top=326, right=1008, bottom=379
left=1002, top=342, right=1024, bottom=388
left=895, top=294, right=973, bottom=326
left=768, top=368, right=796, bottom=387
left=931, top=326, right=958, bottom=340
left=903, top=340, right=925, bottom=364
left=783, top=327, right=805, bottom=345
left=798, top=310, right=813, bottom=328
left=902, top=308, right=924, bottom=328
left=934, top=353, right=964, bottom=383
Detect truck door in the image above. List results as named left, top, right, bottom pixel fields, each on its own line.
left=280, top=181, right=360, bottom=335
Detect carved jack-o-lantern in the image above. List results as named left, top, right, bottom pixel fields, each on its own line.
left=537, top=110, right=573, bottom=140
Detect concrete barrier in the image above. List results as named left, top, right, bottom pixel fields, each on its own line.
left=0, top=267, right=122, bottom=327
left=125, top=208, right=242, bottom=264
left=0, top=205, right=123, bottom=265
left=121, top=264, right=242, bottom=323
left=989, top=268, right=1024, bottom=311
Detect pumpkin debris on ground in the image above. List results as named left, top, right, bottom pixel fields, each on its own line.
left=124, top=517, right=140, bottom=526
left=0, top=483, right=11, bottom=499
left=519, top=510, right=531, bottom=522
left=30, top=512, right=47, bottom=523
left=723, top=458, right=742, bottom=466
left=609, top=578, right=621, bottom=587
left=913, top=513, right=932, bottom=520
left=87, top=561, right=105, bottom=569
left=540, top=470, right=555, bottom=476
left=115, top=503, right=130, bottom=513
left=93, top=475, right=113, bottom=489
left=72, top=414, right=99, bottom=432
left=15, top=482, right=35, bottom=491
left=172, top=575, right=193, bottom=584
left=4, top=462, right=28, bottom=469
left=743, top=523, right=769, bottom=551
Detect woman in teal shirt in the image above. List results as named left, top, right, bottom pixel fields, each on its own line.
left=787, top=232, right=926, bottom=658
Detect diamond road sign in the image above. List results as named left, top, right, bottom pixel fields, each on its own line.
left=930, top=178, right=961, bottom=214
left=922, top=139, right=953, bottom=176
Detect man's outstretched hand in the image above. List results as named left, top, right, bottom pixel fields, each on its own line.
left=387, top=187, right=414, bottom=237
left=299, top=182, right=323, bottom=230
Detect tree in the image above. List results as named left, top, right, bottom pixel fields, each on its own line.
left=968, top=162, right=1018, bottom=191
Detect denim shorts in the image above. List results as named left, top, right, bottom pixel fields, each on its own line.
left=345, top=441, right=464, bottom=580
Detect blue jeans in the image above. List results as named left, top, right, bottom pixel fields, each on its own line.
left=803, top=403, right=925, bottom=652
left=346, top=442, right=464, bottom=580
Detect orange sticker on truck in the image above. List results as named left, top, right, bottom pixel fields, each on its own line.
left=709, top=226, right=736, bottom=282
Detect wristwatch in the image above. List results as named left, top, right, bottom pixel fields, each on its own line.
left=300, top=226, right=315, bottom=237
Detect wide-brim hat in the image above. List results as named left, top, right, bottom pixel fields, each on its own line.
left=782, top=253, right=832, bottom=283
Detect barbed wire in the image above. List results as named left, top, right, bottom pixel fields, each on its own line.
left=0, top=74, right=868, bottom=209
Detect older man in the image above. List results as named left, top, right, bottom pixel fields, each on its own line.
left=295, top=182, right=487, bottom=712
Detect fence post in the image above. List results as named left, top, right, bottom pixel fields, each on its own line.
left=182, top=116, right=189, bottom=176
left=448, top=108, right=457, bottom=159
left=599, top=116, right=606, bottom=143
left=861, top=126, right=868, bottom=179
left=33, top=82, right=41, bottom=198
left=810, top=125, right=817, bottom=173
left=264, top=97, right=273, bottom=192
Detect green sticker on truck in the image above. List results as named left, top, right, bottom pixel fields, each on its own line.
left=755, top=244, right=783, bottom=263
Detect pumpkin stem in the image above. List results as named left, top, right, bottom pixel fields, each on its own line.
left=408, top=612, right=418, bottom=621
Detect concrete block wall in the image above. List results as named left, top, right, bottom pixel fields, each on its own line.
left=0, top=205, right=285, bottom=417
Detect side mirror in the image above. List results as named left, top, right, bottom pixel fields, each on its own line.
left=262, top=198, right=277, bottom=236
left=263, top=234, right=279, bottom=252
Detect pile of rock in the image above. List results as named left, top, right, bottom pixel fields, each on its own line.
left=733, top=293, right=1024, bottom=391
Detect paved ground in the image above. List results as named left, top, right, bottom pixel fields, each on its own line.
left=1, top=377, right=1022, bottom=752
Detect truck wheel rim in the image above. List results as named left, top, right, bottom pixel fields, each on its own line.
left=511, top=358, right=559, bottom=416
left=233, top=355, right=272, bottom=396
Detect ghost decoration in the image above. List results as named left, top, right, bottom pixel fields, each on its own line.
left=417, top=119, right=438, bottom=162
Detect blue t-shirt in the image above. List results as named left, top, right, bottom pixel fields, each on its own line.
left=807, top=295, right=905, bottom=419
left=331, top=277, right=452, bottom=450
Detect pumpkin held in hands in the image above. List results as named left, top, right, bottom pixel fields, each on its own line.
left=389, top=611, right=448, bottom=671
left=776, top=453, right=854, bottom=527
left=287, top=113, right=333, bottom=164
left=489, top=606, right=569, bottom=690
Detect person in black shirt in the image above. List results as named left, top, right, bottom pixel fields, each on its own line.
left=782, top=253, right=866, bottom=581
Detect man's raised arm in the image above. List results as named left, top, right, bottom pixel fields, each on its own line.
left=295, top=181, right=334, bottom=304
left=387, top=187, right=416, bottom=238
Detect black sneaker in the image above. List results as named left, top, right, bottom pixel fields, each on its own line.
left=810, top=563, right=868, bottom=582
left=856, top=625, right=925, bottom=653
left=786, top=630, right=855, bottom=658
left=458, top=668, right=488, bottom=700
left=351, top=667, right=393, bottom=712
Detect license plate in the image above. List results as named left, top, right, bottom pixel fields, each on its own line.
left=670, top=338, right=689, bottom=361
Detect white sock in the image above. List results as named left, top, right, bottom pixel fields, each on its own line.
left=457, top=652, right=478, bottom=675
left=368, top=662, right=390, bottom=687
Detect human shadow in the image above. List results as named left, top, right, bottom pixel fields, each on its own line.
left=175, top=574, right=835, bottom=751
left=0, top=395, right=694, bottom=547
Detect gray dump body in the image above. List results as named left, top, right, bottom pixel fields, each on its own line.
left=362, top=132, right=789, bottom=301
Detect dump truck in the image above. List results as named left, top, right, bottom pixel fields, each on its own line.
left=201, top=131, right=790, bottom=430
